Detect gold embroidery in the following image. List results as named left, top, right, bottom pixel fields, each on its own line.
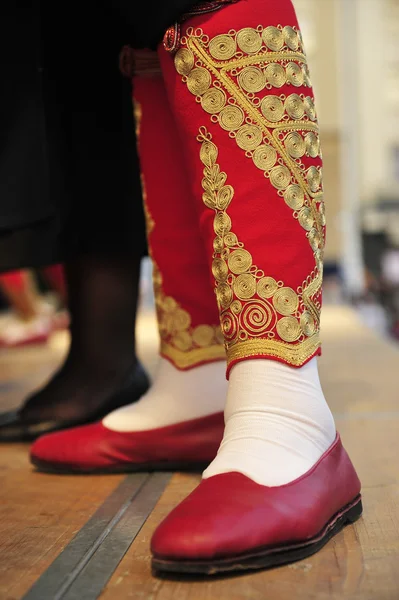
left=134, top=98, right=225, bottom=369
left=173, top=22, right=325, bottom=366
left=197, top=128, right=320, bottom=364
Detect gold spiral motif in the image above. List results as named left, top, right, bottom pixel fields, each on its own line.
left=219, top=105, right=245, bottom=131
left=173, top=308, right=192, bottom=332
left=273, top=287, right=299, bottom=315
left=300, top=311, right=316, bottom=337
left=201, top=88, right=227, bottom=114
left=187, top=67, right=212, bottom=95
left=305, top=132, right=320, bottom=158
left=265, top=64, right=286, bottom=88
left=318, top=202, right=326, bottom=226
left=286, top=62, right=304, bottom=87
left=236, top=124, right=263, bottom=151
left=212, top=257, right=229, bottom=282
left=241, top=300, right=273, bottom=335
left=224, top=232, right=239, bottom=247
left=306, top=166, right=321, bottom=192
left=269, top=165, right=292, bottom=190
left=260, top=96, right=285, bottom=122
left=302, top=64, right=312, bottom=87
left=217, top=283, right=233, bottom=309
left=192, top=324, right=216, bottom=347
left=304, top=96, right=316, bottom=121
left=231, top=300, right=242, bottom=314
left=298, top=207, right=314, bottom=231
left=283, top=184, right=305, bottom=209
left=236, top=28, right=262, bottom=54
left=238, top=66, right=266, bottom=93
left=252, top=144, right=277, bottom=172
left=277, top=316, right=301, bottom=342
left=228, top=249, right=253, bottom=274
left=174, top=48, right=195, bottom=75
left=213, top=236, right=224, bottom=253
left=209, top=34, right=237, bottom=60
left=221, top=310, right=239, bottom=341
left=172, top=331, right=193, bottom=351
left=284, top=132, right=306, bottom=158
left=163, top=296, right=178, bottom=312
left=233, top=273, right=257, bottom=300
left=308, top=228, right=321, bottom=251
left=200, top=140, right=218, bottom=167
left=262, top=26, right=284, bottom=51
left=285, top=94, right=305, bottom=120
left=257, top=276, right=278, bottom=299
left=283, top=26, right=299, bottom=51
left=214, top=211, right=232, bottom=236
left=216, top=185, right=234, bottom=210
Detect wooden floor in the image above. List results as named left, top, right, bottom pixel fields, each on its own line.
left=0, top=306, right=398, bottom=600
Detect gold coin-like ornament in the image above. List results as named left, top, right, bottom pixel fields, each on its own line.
left=277, top=316, right=301, bottom=341
left=228, top=249, right=253, bottom=274
left=233, top=273, right=257, bottom=300
left=285, top=94, right=305, bottom=120
left=257, top=276, right=278, bottom=299
left=298, top=207, right=314, bottom=231
left=236, top=28, right=263, bottom=53
left=273, top=287, right=299, bottom=316
left=300, top=311, right=316, bottom=336
left=209, top=34, right=237, bottom=60
left=252, top=144, right=278, bottom=171
left=265, top=63, right=286, bottom=88
left=236, top=124, right=263, bottom=151
left=201, top=88, right=226, bottom=114
left=192, top=324, right=215, bottom=347
left=283, top=26, right=299, bottom=51
left=284, top=131, right=306, bottom=158
left=212, top=257, right=229, bottom=282
left=262, top=26, right=284, bottom=51
left=260, top=96, right=285, bottom=122
left=174, top=48, right=195, bottom=75
left=238, top=66, right=266, bottom=93
left=283, top=184, right=305, bottom=210
left=269, top=165, right=292, bottom=190
left=286, top=62, right=304, bottom=87
left=219, top=105, right=245, bottom=131
left=187, top=67, right=212, bottom=95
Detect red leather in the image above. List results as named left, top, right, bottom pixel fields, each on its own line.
left=30, top=412, right=224, bottom=471
left=151, top=435, right=361, bottom=560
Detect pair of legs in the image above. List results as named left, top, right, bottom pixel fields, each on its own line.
left=32, top=0, right=361, bottom=574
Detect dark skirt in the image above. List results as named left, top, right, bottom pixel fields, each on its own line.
left=0, top=1, right=198, bottom=271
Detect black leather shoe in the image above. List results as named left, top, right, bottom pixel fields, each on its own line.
left=0, top=361, right=150, bottom=442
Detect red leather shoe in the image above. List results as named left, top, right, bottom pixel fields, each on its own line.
left=151, top=434, right=362, bottom=575
left=30, top=412, right=224, bottom=474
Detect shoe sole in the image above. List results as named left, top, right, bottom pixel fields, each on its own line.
left=31, top=457, right=209, bottom=475
left=152, top=495, right=363, bottom=576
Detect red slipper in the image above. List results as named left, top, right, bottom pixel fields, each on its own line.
left=30, top=412, right=224, bottom=474
left=151, top=434, right=362, bottom=575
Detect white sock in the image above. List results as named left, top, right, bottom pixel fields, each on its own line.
left=203, top=357, right=336, bottom=486
left=103, top=358, right=227, bottom=432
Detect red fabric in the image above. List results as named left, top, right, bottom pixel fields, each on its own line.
left=153, top=0, right=324, bottom=374
left=151, top=435, right=361, bottom=561
left=30, top=412, right=225, bottom=471
left=0, top=270, right=27, bottom=292
left=134, top=75, right=225, bottom=369
left=42, top=264, right=67, bottom=301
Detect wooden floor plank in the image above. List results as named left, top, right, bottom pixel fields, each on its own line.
left=101, top=307, right=399, bottom=600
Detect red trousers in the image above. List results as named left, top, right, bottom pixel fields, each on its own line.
left=134, top=0, right=324, bottom=376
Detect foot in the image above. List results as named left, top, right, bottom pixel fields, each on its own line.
left=30, top=359, right=227, bottom=472
left=151, top=436, right=362, bottom=575
left=0, top=360, right=149, bottom=442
